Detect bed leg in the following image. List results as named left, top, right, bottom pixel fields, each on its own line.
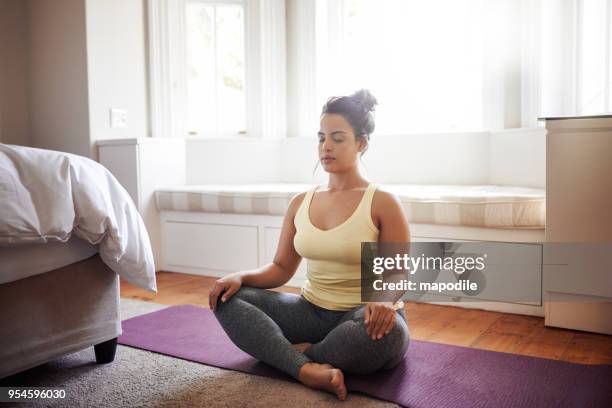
left=94, top=337, right=118, bottom=364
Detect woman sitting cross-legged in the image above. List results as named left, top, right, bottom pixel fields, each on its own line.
left=209, top=89, right=410, bottom=401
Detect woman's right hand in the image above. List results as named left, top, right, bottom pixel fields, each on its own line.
left=209, top=273, right=243, bottom=311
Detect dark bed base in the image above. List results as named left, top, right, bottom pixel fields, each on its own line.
left=94, top=337, right=118, bottom=364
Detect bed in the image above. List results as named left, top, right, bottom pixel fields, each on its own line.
left=0, top=144, right=156, bottom=379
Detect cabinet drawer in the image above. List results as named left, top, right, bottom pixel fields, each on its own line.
left=543, top=243, right=612, bottom=298
left=546, top=292, right=612, bottom=335
left=403, top=242, right=542, bottom=305
left=164, top=222, right=258, bottom=272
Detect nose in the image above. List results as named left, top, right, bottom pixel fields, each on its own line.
left=321, top=138, right=333, bottom=152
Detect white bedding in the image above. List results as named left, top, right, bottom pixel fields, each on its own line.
left=0, top=144, right=156, bottom=291
left=0, top=236, right=98, bottom=284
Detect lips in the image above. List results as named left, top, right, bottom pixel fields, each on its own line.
left=321, top=156, right=335, bottom=162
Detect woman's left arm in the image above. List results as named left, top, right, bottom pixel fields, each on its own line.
left=375, top=190, right=410, bottom=242
left=364, top=191, right=411, bottom=341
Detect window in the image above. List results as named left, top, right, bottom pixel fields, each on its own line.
left=300, top=0, right=541, bottom=134
left=186, top=0, right=246, bottom=136
left=148, top=0, right=285, bottom=139
left=540, top=0, right=612, bottom=118
left=154, top=1, right=597, bottom=138
left=316, top=0, right=487, bottom=134
left=576, top=0, right=611, bottom=114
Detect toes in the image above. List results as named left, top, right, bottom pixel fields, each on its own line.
left=330, top=369, right=343, bottom=385
left=330, top=369, right=347, bottom=400
left=337, top=384, right=347, bottom=400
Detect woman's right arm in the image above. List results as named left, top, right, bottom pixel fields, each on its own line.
left=208, top=192, right=306, bottom=310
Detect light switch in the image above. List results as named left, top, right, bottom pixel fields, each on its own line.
left=110, top=108, right=128, bottom=128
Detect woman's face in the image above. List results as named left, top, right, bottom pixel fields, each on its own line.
left=318, top=113, right=366, bottom=173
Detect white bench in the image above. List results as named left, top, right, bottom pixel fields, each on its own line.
left=157, top=183, right=546, bottom=316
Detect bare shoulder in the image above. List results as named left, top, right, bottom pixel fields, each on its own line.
left=285, top=191, right=307, bottom=217
left=372, top=188, right=404, bottom=226
left=372, top=187, right=410, bottom=239
left=372, top=187, right=403, bottom=212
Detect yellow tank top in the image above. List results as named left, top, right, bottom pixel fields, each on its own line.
left=294, top=183, right=405, bottom=311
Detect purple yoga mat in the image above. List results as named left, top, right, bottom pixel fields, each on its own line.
left=118, top=305, right=612, bottom=408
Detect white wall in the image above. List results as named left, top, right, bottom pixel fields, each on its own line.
left=0, top=0, right=30, bottom=146
left=98, top=138, right=186, bottom=271
left=85, top=0, right=149, bottom=156
left=27, top=0, right=91, bottom=157
left=186, top=139, right=282, bottom=184
left=279, top=136, right=325, bottom=184
left=25, top=0, right=148, bottom=158
left=280, top=133, right=492, bottom=185
left=489, top=128, right=546, bottom=187
left=367, top=133, right=492, bottom=184
left=185, top=128, right=546, bottom=188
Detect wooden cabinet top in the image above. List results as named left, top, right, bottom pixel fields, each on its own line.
left=538, top=114, right=612, bottom=121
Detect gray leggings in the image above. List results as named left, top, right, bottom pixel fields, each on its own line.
left=213, top=286, right=410, bottom=380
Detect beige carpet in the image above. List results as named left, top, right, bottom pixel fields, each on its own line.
left=3, top=298, right=399, bottom=407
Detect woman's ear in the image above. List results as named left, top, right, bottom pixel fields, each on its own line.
left=360, top=140, right=368, bottom=153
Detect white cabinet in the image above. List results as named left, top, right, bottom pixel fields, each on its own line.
left=542, top=115, right=612, bottom=334
left=98, top=138, right=186, bottom=270
left=409, top=234, right=544, bottom=316
left=164, top=222, right=259, bottom=272
left=159, top=212, right=308, bottom=287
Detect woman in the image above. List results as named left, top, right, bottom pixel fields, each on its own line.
left=209, top=89, right=410, bottom=401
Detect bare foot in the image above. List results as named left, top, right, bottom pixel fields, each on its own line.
left=292, top=342, right=312, bottom=353
left=298, top=362, right=347, bottom=401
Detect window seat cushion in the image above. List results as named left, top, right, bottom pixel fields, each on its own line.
left=155, top=183, right=545, bottom=229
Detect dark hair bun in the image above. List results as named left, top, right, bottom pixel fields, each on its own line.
left=351, top=89, right=378, bottom=113
left=321, top=89, right=378, bottom=142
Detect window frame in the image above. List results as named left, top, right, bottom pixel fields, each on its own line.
left=574, top=0, right=612, bottom=114
left=185, top=0, right=247, bottom=138
left=148, top=0, right=286, bottom=139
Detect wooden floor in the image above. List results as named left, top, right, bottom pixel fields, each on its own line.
left=121, top=271, right=612, bottom=365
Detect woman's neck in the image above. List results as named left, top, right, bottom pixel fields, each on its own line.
left=326, top=171, right=369, bottom=192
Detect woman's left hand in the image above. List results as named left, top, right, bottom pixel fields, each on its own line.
left=364, top=302, right=396, bottom=340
